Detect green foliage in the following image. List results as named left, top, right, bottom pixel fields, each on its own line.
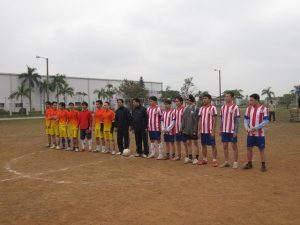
left=57, top=83, right=74, bottom=103
left=9, top=83, right=30, bottom=106
left=118, top=79, right=148, bottom=99
left=180, top=77, right=195, bottom=99
left=223, top=89, right=244, bottom=98
left=50, top=73, right=67, bottom=102
left=160, top=86, right=180, bottom=100
left=279, top=93, right=295, bottom=108
left=262, top=87, right=275, bottom=101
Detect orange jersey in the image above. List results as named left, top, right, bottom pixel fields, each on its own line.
left=94, top=108, right=105, bottom=127
left=57, top=109, right=69, bottom=125
left=45, top=108, right=53, bottom=127
left=50, top=108, right=59, bottom=125
left=102, top=109, right=115, bottom=131
left=68, top=109, right=79, bottom=127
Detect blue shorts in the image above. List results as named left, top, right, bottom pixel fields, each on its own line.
left=149, top=131, right=161, bottom=141
left=164, top=134, right=175, bottom=143
left=175, top=133, right=187, bottom=142
left=80, top=129, right=92, bottom=140
left=221, top=132, right=238, bottom=143
left=201, top=133, right=216, bottom=146
left=247, top=136, right=265, bottom=149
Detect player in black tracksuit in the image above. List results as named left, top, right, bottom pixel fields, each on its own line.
left=131, top=98, right=149, bottom=157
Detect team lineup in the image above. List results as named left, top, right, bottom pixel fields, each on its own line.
left=45, top=91, right=269, bottom=172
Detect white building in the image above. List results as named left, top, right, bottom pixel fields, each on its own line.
left=0, top=73, right=163, bottom=113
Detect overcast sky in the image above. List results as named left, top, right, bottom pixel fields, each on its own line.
left=1, top=0, right=299, bottom=97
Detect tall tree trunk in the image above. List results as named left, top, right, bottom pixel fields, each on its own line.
left=29, top=88, right=32, bottom=112
left=64, top=94, right=66, bottom=104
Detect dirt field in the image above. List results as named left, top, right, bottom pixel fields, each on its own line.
left=0, top=109, right=299, bottom=225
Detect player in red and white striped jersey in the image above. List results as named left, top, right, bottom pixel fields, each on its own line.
left=147, top=96, right=163, bottom=159
left=173, top=96, right=187, bottom=161
left=219, top=91, right=240, bottom=169
left=243, top=94, right=269, bottom=172
left=161, top=100, right=176, bottom=160
left=198, top=93, right=218, bottom=167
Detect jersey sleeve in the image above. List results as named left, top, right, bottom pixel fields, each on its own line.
left=244, top=107, right=249, bottom=119
left=235, top=106, right=240, bottom=118
left=263, top=107, right=269, bottom=120
left=212, top=106, right=217, bottom=116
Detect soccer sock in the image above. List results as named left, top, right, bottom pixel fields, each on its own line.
left=88, top=139, right=92, bottom=150
left=188, top=154, right=192, bottom=160
left=67, top=138, right=71, bottom=147
left=158, top=143, right=163, bottom=156
left=96, top=145, right=100, bottom=151
left=81, top=140, right=85, bottom=149
left=150, top=143, right=155, bottom=155
left=62, top=138, right=66, bottom=147
left=203, top=157, right=208, bottom=161
left=262, top=162, right=266, bottom=166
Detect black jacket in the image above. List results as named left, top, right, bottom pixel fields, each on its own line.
left=132, top=105, right=148, bottom=131
left=114, top=106, right=132, bottom=130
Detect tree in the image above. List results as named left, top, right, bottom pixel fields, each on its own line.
left=19, top=66, right=41, bottom=111
left=279, top=93, right=295, bottom=108
left=139, top=76, right=145, bottom=88
left=223, top=89, right=244, bottom=99
left=57, top=83, right=74, bottom=103
left=50, top=74, right=67, bottom=102
left=93, top=88, right=108, bottom=100
left=180, top=77, right=195, bottom=99
left=39, top=80, right=48, bottom=104
left=76, top=91, right=88, bottom=102
left=105, top=84, right=116, bottom=103
left=118, top=79, right=148, bottom=99
left=9, top=84, right=30, bottom=109
left=262, top=87, right=275, bottom=101
left=195, top=90, right=209, bottom=103
left=160, top=86, right=180, bottom=100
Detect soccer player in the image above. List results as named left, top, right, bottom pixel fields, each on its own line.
left=67, top=102, right=79, bottom=152
left=181, top=95, right=200, bottom=164
left=45, top=101, right=53, bottom=148
left=219, top=91, right=240, bottom=169
left=243, top=93, right=269, bottom=172
left=161, top=99, right=176, bottom=160
left=198, top=94, right=218, bottom=167
left=78, top=102, right=93, bottom=152
left=49, top=101, right=60, bottom=149
left=57, top=102, right=70, bottom=150
left=147, top=96, right=163, bottom=159
left=102, top=102, right=116, bottom=154
left=94, top=100, right=105, bottom=152
left=174, top=96, right=187, bottom=161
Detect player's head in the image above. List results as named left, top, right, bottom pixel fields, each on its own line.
left=81, top=101, right=88, bottom=110
left=45, top=101, right=51, bottom=109
left=132, top=98, right=140, bottom=108
left=59, top=102, right=65, bottom=109
left=249, top=93, right=260, bottom=106
left=270, top=100, right=273, bottom=104
left=52, top=101, right=57, bottom=109
left=225, top=91, right=234, bottom=103
left=164, top=99, right=172, bottom=110
left=68, top=102, right=74, bottom=109
left=149, top=96, right=157, bottom=107
left=103, top=101, right=110, bottom=110
left=175, top=96, right=183, bottom=107
left=117, top=99, right=124, bottom=108
left=186, top=94, right=195, bottom=105
left=202, top=93, right=212, bottom=105
left=96, top=100, right=103, bottom=109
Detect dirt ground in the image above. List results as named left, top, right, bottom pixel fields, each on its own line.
left=0, top=109, right=299, bottom=225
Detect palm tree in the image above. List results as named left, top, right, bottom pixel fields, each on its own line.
left=105, top=84, right=116, bottom=103
left=19, top=66, right=41, bottom=111
left=50, top=73, right=67, bottom=102
left=57, top=83, right=74, bottom=103
left=9, top=84, right=30, bottom=110
left=93, top=88, right=107, bottom=100
left=261, top=87, right=275, bottom=101
left=39, top=80, right=48, bottom=104
left=76, top=91, right=88, bottom=102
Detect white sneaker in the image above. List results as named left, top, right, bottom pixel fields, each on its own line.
left=75, top=148, right=79, bottom=152
left=56, top=146, right=61, bottom=150
left=157, top=155, right=164, bottom=160
left=111, top=151, right=116, bottom=155
left=101, top=148, right=106, bottom=153
left=220, top=162, right=231, bottom=168
left=232, top=162, right=239, bottom=169
left=142, top=154, right=148, bottom=158
left=116, top=152, right=122, bottom=155
left=147, top=154, right=155, bottom=159
left=104, top=149, right=110, bottom=154
left=66, top=147, right=71, bottom=151
left=50, top=145, right=56, bottom=149
left=192, top=158, right=199, bottom=165
left=184, top=157, right=192, bottom=164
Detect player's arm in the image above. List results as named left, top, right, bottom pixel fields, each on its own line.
left=212, top=115, right=217, bottom=137
left=143, top=108, right=148, bottom=132
left=254, top=116, right=269, bottom=130
left=88, top=112, right=93, bottom=131
left=197, top=115, right=202, bottom=135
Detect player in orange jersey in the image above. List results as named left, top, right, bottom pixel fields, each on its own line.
left=49, top=101, right=60, bottom=149
left=94, top=100, right=105, bottom=152
left=45, top=101, right=53, bottom=148
left=57, top=102, right=69, bottom=150
left=67, top=102, right=79, bottom=152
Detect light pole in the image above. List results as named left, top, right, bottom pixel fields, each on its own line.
left=214, top=69, right=222, bottom=107
left=36, top=56, right=49, bottom=101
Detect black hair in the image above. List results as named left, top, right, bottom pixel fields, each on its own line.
left=96, top=100, right=103, bottom=105
left=105, top=101, right=110, bottom=106
left=175, top=96, right=183, bottom=103
left=59, top=102, right=66, bottom=108
left=225, top=91, right=234, bottom=98
left=68, top=102, right=74, bottom=106
left=250, top=93, right=260, bottom=101
left=117, top=99, right=124, bottom=103
left=164, top=99, right=172, bottom=105
left=82, top=101, right=88, bottom=106
left=52, top=101, right=57, bottom=104
left=45, top=101, right=52, bottom=105
left=132, top=98, right=141, bottom=104
left=188, top=94, right=196, bottom=102
left=149, top=96, right=157, bottom=102
left=203, top=93, right=212, bottom=100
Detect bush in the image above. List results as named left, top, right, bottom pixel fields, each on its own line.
left=0, top=108, right=9, bottom=115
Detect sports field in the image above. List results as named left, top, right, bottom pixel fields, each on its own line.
left=0, top=109, right=299, bottom=225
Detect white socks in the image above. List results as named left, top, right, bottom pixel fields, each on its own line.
left=88, top=140, right=92, bottom=150
left=158, top=143, right=163, bottom=156
left=150, top=143, right=156, bottom=156
left=81, top=140, right=85, bottom=149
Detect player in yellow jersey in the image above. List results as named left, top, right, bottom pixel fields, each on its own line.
left=102, top=101, right=115, bottom=154
left=49, top=101, right=60, bottom=149
left=67, top=102, right=79, bottom=152
left=57, top=102, right=69, bottom=150
left=94, top=100, right=105, bottom=152
left=45, top=101, right=53, bottom=148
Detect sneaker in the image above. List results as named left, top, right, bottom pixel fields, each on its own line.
left=198, top=159, right=208, bottom=165
left=104, top=149, right=110, bottom=154
left=172, top=156, right=181, bottom=161
left=101, top=148, right=106, bottom=153
left=212, top=160, right=218, bottom=167
left=74, top=148, right=79, bottom=152
left=243, top=162, right=253, bottom=170
left=220, top=162, right=231, bottom=168
left=261, top=165, right=267, bottom=172
left=50, top=145, right=56, bottom=149
left=232, top=162, right=239, bottom=169
left=142, top=154, right=148, bottom=158
left=184, top=157, right=193, bottom=164
left=157, top=155, right=164, bottom=160
left=80, top=148, right=86, bottom=152
left=56, top=146, right=61, bottom=150
left=46, top=144, right=51, bottom=148
left=192, top=158, right=199, bottom=165
left=147, top=154, right=155, bottom=159
left=66, top=147, right=71, bottom=151
left=116, top=152, right=122, bottom=155
left=135, top=153, right=141, bottom=157
left=111, top=151, right=116, bottom=155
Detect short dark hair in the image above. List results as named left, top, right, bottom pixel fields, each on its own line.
left=225, top=91, right=234, bottom=98
left=188, top=94, right=195, bottom=103
left=82, top=101, right=88, bottom=106
left=117, top=99, right=124, bottom=103
left=250, top=93, right=260, bottom=101
left=203, top=93, right=212, bottom=100
left=175, top=96, right=183, bottom=103
left=45, top=101, right=52, bottom=105
left=149, top=96, right=157, bottom=102
left=104, top=101, right=110, bottom=106
left=132, top=98, right=141, bottom=104
left=96, top=100, right=103, bottom=105
left=68, top=102, right=74, bottom=106
left=52, top=101, right=57, bottom=104
left=59, top=102, right=66, bottom=108
left=164, top=99, right=172, bottom=105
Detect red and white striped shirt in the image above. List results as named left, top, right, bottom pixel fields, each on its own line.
left=174, top=106, right=185, bottom=134
left=245, top=105, right=268, bottom=137
left=220, top=104, right=240, bottom=133
left=147, top=106, right=162, bottom=131
left=161, top=109, right=176, bottom=135
left=198, top=105, right=218, bottom=134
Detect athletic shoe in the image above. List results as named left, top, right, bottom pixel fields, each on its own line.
left=135, top=153, right=141, bottom=157
left=192, top=159, right=199, bottom=165
left=232, top=162, right=239, bottom=169
left=46, top=144, right=51, bottom=148
left=172, top=156, right=181, bottom=161
left=198, top=159, right=208, bottom=165
left=261, top=165, right=267, bottom=172
left=116, top=152, right=122, bottom=155
left=220, top=162, right=231, bottom=168
left=80, top=149, right=86, bottom=152
left=66, top=147, right=71, bottom=151
left=101, top=148, right=106, bottom=153
left=211, top=160, right=218, bottom=167
left=157, top=155, right=164, bottom=160
left=50, top=145, right=56, bottom=149
left=111, top=151, right=116, bottom=155
left=74, top=148, right=79, bottom=152
left=104, top=149, right=110, bottom=154
left=142, top=154, right=148, bottom=158
left=184, top=157, right=192, bottom=164
left=243, top=162, right=253, bottom=170
left=56, top=146, right=61, bottom=150
left=147, top=154, right=155, bottom=159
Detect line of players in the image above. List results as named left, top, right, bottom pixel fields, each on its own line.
left=45, top=91, right=269, bottom=172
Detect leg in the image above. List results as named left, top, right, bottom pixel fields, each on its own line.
left=176, top=141, right=181, bottom=158
left=135, top=131, right=143, bottom=155
left=223, top=142, right=229, bottom=162
left=202, top=145, right=207, bottom=159
left=124, top=130, right=130, bottom=149
left=232, top=142, right=238, bottom=163
left=247, top=147, right=253, bottom=162
left=193, top=139, right=199, bottom=159
left=142, top=131, right=149, bottom=156
left=170, top=142, right=176, bottom=158
left=117, top=130, right=124, bottom=153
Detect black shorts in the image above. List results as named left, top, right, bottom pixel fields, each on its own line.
left=184, top=133, right=198, bottom=140
left=80, top=129, right=92, bottom=140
